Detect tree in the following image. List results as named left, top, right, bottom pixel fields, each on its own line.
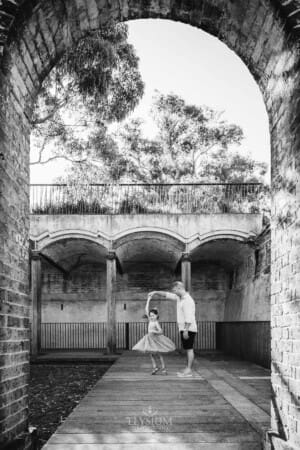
left=30, top=23, right=144, bottom=167
left=65, top=92, right=266, bottom=185
left=149, top=92, right=245, bottom=182
left=196, top=147, right=267, bottom=183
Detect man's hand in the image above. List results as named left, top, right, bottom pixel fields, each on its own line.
left=182, top=330, right=189, bottom=340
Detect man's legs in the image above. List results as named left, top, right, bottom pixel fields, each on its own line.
left=178, top=332, right=195, bottom=376
left=186, top=349, right=194, bottom=372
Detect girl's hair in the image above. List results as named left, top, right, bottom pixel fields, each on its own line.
left=149, top=308, right=159, bottom=319
left=171, top=280, right=184, bottom=290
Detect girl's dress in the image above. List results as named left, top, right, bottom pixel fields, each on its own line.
left=132, top=320, right=176, bottom=353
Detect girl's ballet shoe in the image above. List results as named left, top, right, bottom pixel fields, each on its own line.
left=151, top=367, right=159, bottom=375
left=160, top=368, right=167, bottom=375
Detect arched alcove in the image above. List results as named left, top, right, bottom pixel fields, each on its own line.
left=112, top=230, right=184, bottom=321
left=36, top=237, right=108, bottom=325
left=190, top=237, right=270, bottom=322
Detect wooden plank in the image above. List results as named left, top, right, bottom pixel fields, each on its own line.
left=44, top=431, right=261, bottom=444
left=44, top=444, right=260, bottom=450
left=43, top=351, right=270, bottom=449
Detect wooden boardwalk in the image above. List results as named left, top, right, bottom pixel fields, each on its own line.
left=43, top=351, right=271, bottom=449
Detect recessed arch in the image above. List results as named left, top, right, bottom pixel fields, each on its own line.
left=31, top=229, right=110, bottom=252
left=39, top=236, right=108, bottom=272
left=190, top=237, right=254, bottom=270
left=187, top=229, right=256, bottom=253
left=113, top=229, right=185, bottom=270
left=112, top=227, right=186, bottom=248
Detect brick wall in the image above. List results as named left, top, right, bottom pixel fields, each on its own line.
left=0, top=0, right=299, bottom=446
left=0, top=72, right=31, bottom=444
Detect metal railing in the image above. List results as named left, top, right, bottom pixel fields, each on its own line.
left=41, top=321, right=216, bottom=351
left=40, top=321, right=271, bottom=368
left=30, top=183, right=267, bottom=215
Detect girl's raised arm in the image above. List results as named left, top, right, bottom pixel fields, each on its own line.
left=145, top=295, right=151, bottom=316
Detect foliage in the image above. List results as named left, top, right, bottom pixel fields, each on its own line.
left=30, top=23, right=144, bottom=166
left=61, top=92, right=267, bottom=185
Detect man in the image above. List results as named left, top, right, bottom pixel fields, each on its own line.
left=148, top=281, right=197, bottom=377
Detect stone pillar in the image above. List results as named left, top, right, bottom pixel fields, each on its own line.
left=181, top=252, right=192, bottom=292
left=31, top=251, right=42, bottom=358
left=106, top=251, right=117, bottom=353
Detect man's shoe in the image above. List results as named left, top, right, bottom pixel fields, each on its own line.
left=177, top=371, right=193, bottom=378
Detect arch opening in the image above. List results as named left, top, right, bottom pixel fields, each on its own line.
left=113, top=232, right=184, bottom=322
left=190, top=238, right=270, bottom=323
left=0, top=1, right=299, bottom=448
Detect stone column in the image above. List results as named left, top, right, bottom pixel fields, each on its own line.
left=31, top=251, right=42, bottom=358
left=106, top=251, right=117, bottom=353
left=181, top=252, right=192, bottom=292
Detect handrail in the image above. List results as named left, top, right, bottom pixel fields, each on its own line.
left=30, top=182, right=263, bottom=187
left=30, top=182, right=269, bottom=215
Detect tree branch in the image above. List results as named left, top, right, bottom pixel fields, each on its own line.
left=194, top=142, right=219, bottom=162
left=31, top=99, right=68, bottom=126
left=30, top=155, right=88, bottom=165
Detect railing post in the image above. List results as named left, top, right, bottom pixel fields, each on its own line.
left=125, top=322, right=129, bottom=350
left=31, top=250, right=42, bottom=358
left=215, top=322, right=222, bottom=350
left=181, top=252, right=192, bottom=292
left=106, top=251, right=117, bottom=354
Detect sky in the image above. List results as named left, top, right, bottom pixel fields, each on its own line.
left=30, top=19, right=270, bottom=183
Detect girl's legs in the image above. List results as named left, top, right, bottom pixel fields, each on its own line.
left=159, top=355, right=165, bottom=370
left=150, top=353, right=157, bottom=369
left=150, top=353, right=160, bottom=374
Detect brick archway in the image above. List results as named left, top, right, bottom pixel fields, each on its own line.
left=0, top=1, right=299, bottom=448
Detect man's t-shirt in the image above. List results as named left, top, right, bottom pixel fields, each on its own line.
left=176, top=292, right=197, bottom=332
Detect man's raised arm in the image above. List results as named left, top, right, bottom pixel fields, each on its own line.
left=148, top=291, right=178, bottom=301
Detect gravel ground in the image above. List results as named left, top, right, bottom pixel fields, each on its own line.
left=29, top=362, right=113, bottom=449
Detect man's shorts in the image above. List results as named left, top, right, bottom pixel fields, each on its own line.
left=180, top=331, right=196, bottom=350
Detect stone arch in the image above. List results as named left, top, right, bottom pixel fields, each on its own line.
left=36, top=235, right=109, bottom=272
left=112, top=228, right=185, bottom=271
left=31, top=229, right=110, bottom=253
left=112, top=227, right=186, bottom=249
left=187, top=229, right=256, bottom=253
left=0, top=0, right=293, bottom=116
left=0, top=1, right=299, bottom=448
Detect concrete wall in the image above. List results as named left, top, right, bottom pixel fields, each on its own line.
left=191, top=263, right=230, bottom=321
left=30, top=213, right=263, bottom=251
left=224, top=228, right=270, bottom=321
left=41, top=260, right=230, bottom=323
left=41, top=262, right=107, bottom=322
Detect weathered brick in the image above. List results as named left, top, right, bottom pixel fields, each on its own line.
left=0, top=0, right=299, bottom=447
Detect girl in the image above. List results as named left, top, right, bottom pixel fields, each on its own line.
left=132, top=295, right=176, bottom=374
